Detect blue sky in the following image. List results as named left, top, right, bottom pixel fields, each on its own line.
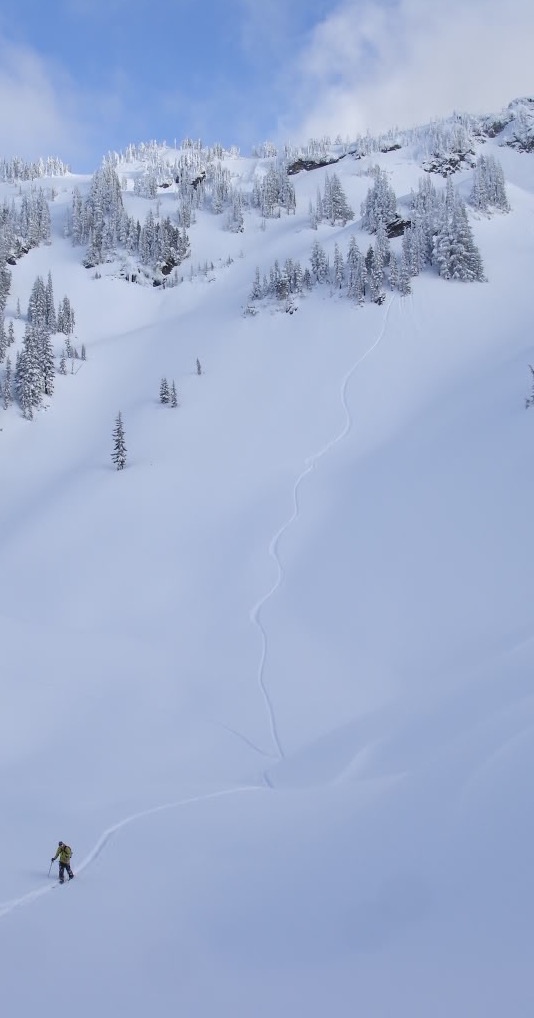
left=0, top=0, right=532, bottom=169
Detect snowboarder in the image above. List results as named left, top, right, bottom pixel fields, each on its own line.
left=51, top=841, right=74, bottom=883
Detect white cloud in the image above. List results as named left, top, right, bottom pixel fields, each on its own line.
left=281, top=0, right=534, bottom=142
left=0, top=35, right=87, bottom=161
left=236, top=0, right=334, bottom=68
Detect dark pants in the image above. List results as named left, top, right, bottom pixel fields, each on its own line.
left=59, top=861, right=73, bottom=882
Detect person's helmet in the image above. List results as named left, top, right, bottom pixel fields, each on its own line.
left=58, top=841, right=64, bottom=847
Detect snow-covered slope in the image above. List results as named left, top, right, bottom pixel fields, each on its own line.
left=1, top=104, right=533, bottom=1017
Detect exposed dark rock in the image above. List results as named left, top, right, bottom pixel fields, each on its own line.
left=422, top=149, right=476, bottom=176
left=5, top=242, right=31, bottom=265
left=190, top=171, right=206, bottom=189
left=380, top=143, right=402, bottom=153
left=483, top=118, right=511, bottom=138
left=386, top=216, right=411, bottom=238
left=287, top=155, right=343, bottom=176
left=509, top=135, right=534, bottom=152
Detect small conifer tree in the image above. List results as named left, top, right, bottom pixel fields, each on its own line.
left=196, top=358, right=202, bottom=376
left=171, top=380, right=179, bottom=407
left=3, top=356, right=12, bottom=408
left=525, top=366, right=534, bottom=409
left=160, top=377, right=170, bottom=404
left=111, top=412, right=127, bottom=470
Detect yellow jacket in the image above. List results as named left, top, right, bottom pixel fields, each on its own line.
left=52, top=844, right=72, bottom=864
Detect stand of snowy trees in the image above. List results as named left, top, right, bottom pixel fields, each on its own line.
left=159, top=377, right=179, bottom=407
left=0, top=259, right=13, bottom=407
left=67, top=165, right=190, bottom=277
left=0, top=189, right=51, bottom=261
left=0, top=185, right=57, bottom=414
left=403, top=176, right=486, bottom=282
left=248, top=235, right=390, bottom=308
left=309, top=172, right=354, bottom=228
left=469, top=154, right=510, bottom=212
left=0, top=156, right=70, bottom=183
left=249, top=168, right=489, bottom=309
left=90, top=146, right=300, bottom=244
left=93, top=102, right=522, bottom=258
left=251, top=164, right=296, bottom=218
left=0, top=272, right=78, bottom=419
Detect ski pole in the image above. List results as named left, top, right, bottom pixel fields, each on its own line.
left=48, top=860, right=53, bottom=878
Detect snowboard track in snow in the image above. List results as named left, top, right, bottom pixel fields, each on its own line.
left=249, top=297, right=396, bottom=771
left=0, top=784, right=264, bottom=922
left=0, top=302, right=396, bottom=923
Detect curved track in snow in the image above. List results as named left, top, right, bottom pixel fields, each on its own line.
left=249, top=297, right=396, bottom=765
left=0, top=300, right=395, bottom=923
left=0, top=784, right=263, bottom=922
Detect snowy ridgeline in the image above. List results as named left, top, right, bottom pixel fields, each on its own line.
left=65, top=148, right=508, bottom=295
left=107, top=96, right=534, bottom=174
left=0, top=105, right=521, bottom=425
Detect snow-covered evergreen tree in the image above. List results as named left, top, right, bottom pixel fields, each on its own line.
left=389, top=253, right=400, bottom=291
left=398, top=251, right=412, bottom=295
left=160, top=378, right=170, bottom=404
left=253, top=164, right=296, bottom=218
left=225, top=191, right=245, bottom=233
left=470, top=154, right=510, bottom=213
left=45, top=271, right=57, bottom=333
left=323, top=173, right=354, bottom=226
left=111, top=412, right=127, bottom=470
left=361, top=167, right=398, bottom=232
left=0, top=318, right=6, bottom=361
left=525, top=366, right=534, bottom=409
left=333, top=244, right=345, bottom=289
left=375, top=221, right=391, bottom=268
left=249, top=267, right=263, bottom=301
left=365, top=245, right=384, bottom=302
left=2, top=355, right=12, bottom=408
left=57, top=297, right=75, bottom=335
left=310, top=240, right=329, bottom=283
left=308, top=199, right=318, bottom=230
left=16, top=327, right=42, bottom=418
left=434, top=188, right=485, bottom=282
left=346, top=236, right=366, bottom=304
left=40, top=330, right=55, bottom=397
left=27, top=276, right=47, bottom=330
left=0, top=261, right=11, bottom=316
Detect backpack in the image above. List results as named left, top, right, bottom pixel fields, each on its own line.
left=63, top=844, right=72, bottom=860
